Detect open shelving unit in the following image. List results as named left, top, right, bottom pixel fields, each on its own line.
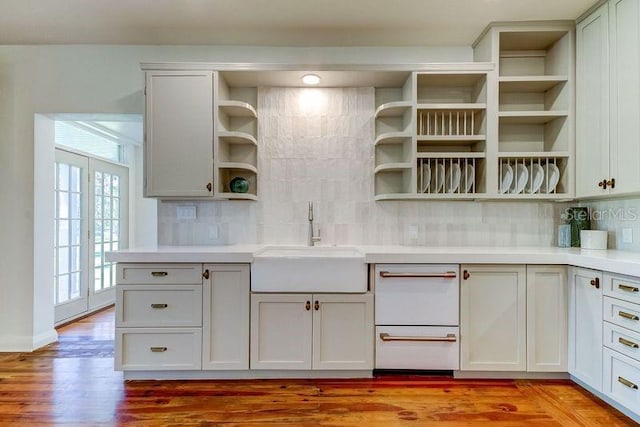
left=214, top=72, right=258, bottom=200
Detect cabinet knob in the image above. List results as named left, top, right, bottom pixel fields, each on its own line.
left=206, top=182, right=212, bottom=192
left=608, top=178, right=616, bottom=189
left=305, top=301, right=311, bottom=311
left=202, top=269, right=210, bottom=280
left=598, top=179, right=608, bottom=189
left=590, top=277, right=600, bottom=289
left=314, top=301, right=320, bottom=311
left=463, top=270, right=470, bottom=280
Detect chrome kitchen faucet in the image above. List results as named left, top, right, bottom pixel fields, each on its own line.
left=307, top=201, right=321, bottom=246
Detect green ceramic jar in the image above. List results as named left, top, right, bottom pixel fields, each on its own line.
left=229, top=177, right=249, bottom=193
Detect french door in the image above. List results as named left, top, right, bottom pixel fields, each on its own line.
left=54, top=149, right=129, bottom=323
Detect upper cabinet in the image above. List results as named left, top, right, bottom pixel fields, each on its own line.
left=144, top=71, right=215, bottom=198
left=143, top=67, right=259, bottom=200
left=577, top=0, right=640, bottom=198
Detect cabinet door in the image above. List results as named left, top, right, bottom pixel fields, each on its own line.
left=202, top=264, right=250, bottom=370
left=609, top=0, right=640, bottom=194
left=460, top=265, right=526, bottom=371
left=576, top=4, right=610, bottom=198
left=568, top=267, right=603, bottom=391
left=145, top=71, right=214, bottom=197
left=250, top=294, right=312, bottom=370
left=312, top=294, right=374, bottom=370
left=526, top=266, right=568, bottom=372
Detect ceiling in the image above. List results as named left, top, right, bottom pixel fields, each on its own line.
left=1, top=0, right=597, bottom=46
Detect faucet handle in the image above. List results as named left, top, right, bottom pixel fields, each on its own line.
left=312, top=228, right=321, bottom=242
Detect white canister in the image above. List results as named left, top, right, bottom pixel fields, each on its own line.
left=580, top=230, right=608, bottom=250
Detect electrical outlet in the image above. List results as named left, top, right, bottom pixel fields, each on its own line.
left=208, top=225, right=219, bottom=240
left=407, top=224, right=419, bottom=240
left=177, top=205, right=196, bottom=220
left=623, top=228, right=633, bottom=244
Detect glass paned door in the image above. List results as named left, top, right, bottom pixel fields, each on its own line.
left=54, top=150, right=89, bottom=323
left=89, top=158, right=128, bottom=310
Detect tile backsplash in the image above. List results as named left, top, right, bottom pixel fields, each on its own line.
left=580, top=197, right=640, bottom=252
left=158, top=87, right=565, bottom=247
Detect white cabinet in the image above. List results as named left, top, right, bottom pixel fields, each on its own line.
left=250, top=293, right=373, bottom=370
left=576, top=0, right=640, bottom=197
left=144, top=71, right=214, bottom=198
left=202, top=264, right=250, bottom=370
left=460, top=265, right=527, bottom=371
left=526, top=266, right=568, bottom=372
left=568, top=267, right=603, bottom=391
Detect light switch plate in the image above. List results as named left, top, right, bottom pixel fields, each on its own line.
left=407, top=224, right=419, bottom=240
left=208, top=225, right=219, bottom=240
left=623, top=228, right=633, bottom=244
left=177, top=205, right=197, bottom=220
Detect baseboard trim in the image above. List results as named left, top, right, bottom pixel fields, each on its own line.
left=0, top=328, right=58, bottom=352
left=32, top=329, right=59, bottom=351
left=123, top=370, right=374, bottom=381
left=454, top=371, right=570, bottom=379
left=571, top=376, right=640, bottom=423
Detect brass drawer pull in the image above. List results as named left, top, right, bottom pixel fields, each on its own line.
left=618, top=376, right=638, bottom=390
left=379, top=333, right=457, bottom=343
left=619, top=284, right=639, bottom=293
left=379, top=271, right=457, bottom=279
left=619, top=311, right=639, bottom=321
left=150, top=347, right=167, bottom=352
left=618, top=337, right=639, bottom=349
left=151, top=271, right=168, bottom=277
left=150, top=303, right=168, bottom=309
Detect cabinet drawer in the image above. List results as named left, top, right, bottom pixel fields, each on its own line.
left=375, top=326, right=459, bottom=370
left=116, top=264, right=202, bottom=285
left=605, top=322, right=640, bottom=363
left=603, top=347, right=640, bottom=414
left=115, top=328, right=202, bottom=371
left=375, top=264, right=459, bottom=326
left=604, top=273, right=640, bottom=305
left=604, top=296, right=640, bottom=334
left=116, top=285, right=202, bottom=327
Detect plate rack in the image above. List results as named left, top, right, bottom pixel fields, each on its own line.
left=499, top=155, right=567, bottom=195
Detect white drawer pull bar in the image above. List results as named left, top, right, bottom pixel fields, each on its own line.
left=379, top=333, right=457, bottom=343
left=150, top=346, right=168, bottom=352
left=379, top=271, right=457, bottom=279
left=618, top=337, right=639, bottom=349
left=618, top=376, right=638, bottom=390
left=618, top=311, right=640, bottom=321
left=619, top=284, right=640, bottom=293
left=151, top=271, right=168, bottom=277
left=150, top=303, right=168, bottom=309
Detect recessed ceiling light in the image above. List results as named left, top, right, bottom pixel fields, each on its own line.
left=301, top=74, right=321, bottom=85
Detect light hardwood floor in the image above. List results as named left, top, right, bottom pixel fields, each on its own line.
left=0, top=307, right=635, bottom=425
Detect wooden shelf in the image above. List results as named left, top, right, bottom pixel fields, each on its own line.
left=218, top=100, right=257, bottom=118
left=375, top=132, right=412, bottom=145
left=215, top=192, right=258, bottom=201
left=375, top=193, right=482, bottom=201
left=498, top=151, right=570, bottom=158
left=218, top=162, right=258, bottom=174
left=417, top=152, right=486, bottom=159
left=375, top=101, right=412, bottom=118
left=374, top=163, right=412, bottom=174
left=218, top=131, right=257, bottom=146
left=417, top=103, right=486, bottom=110
left=498, top=111, right=568, bottom=124
left=499, top=76, right=568, bottom=93
left=417, top=135, right=486, bottom=142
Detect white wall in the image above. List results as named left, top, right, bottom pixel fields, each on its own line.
left=159, top=87, right=564, bottom=247
left=0, top=44, right=470, bottom=351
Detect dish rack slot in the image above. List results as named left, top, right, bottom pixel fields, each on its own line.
left=418, top=110, right=482, bottom=137
left=499, top=156, right=566, bottom=195
left=418, top=157, right=480, bottom=195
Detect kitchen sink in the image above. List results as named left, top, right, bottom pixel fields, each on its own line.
left=250, top=245, right=367, bottom=293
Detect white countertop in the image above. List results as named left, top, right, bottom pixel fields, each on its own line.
left=107, top=245, right=640, bottom=277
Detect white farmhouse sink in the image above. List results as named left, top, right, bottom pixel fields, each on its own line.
left=251, top=245, right=367, bottom=293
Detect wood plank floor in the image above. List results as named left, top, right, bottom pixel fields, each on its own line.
left=0, top=307, right=635, bottom=426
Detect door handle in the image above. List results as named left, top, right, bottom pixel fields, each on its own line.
left=618, top=376, right=638, bottom=390
left=619, top=284, right=639, bottom=293
left=202, top=269, right=210, bottom=280
left=618, top=337, right=639, bottom=349
left=618, top=311, right=639, bottom=321
left=379, top=271, right=457, bottom=279
left=151, top=271, right=168, bottom=277
left=150, top=346, right=168, bottom=352
left=305, top=301, right=311, bottom=311
left=379, top=333, right=457, bottom=343
left=150, top=303, right=168, bottom=309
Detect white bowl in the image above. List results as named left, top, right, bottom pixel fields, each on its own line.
left=580, top=230, right=608, bottom=250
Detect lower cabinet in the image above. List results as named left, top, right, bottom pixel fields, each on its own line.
left=460, top=264, right=527, bottom=371
left=202, top=264, right=250, bottom=370
left=250, top=293, right=373, bottom=370
left=460, top=264, right=568, bottom=372
left=568, top=267, right=603, bottom=391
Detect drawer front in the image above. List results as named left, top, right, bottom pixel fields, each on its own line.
left=116, top=285, right=202, bottom=327
left=604, top=273, right=640, bottom=305
left=116, top=263, right=202, bottom=285
left=115, top=328, right=202, bottom=371
left=604, top=322, right=640, bottom=363
left=375, top=264, right=459, bottom=326
left=603, top=347, right=640, bottom=414
left=375, top=326, right=459, bottom=370
left=604, top=296, right=640, bottom=334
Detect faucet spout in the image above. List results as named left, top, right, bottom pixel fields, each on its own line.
left=307, top=201, right=321, bottom=246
